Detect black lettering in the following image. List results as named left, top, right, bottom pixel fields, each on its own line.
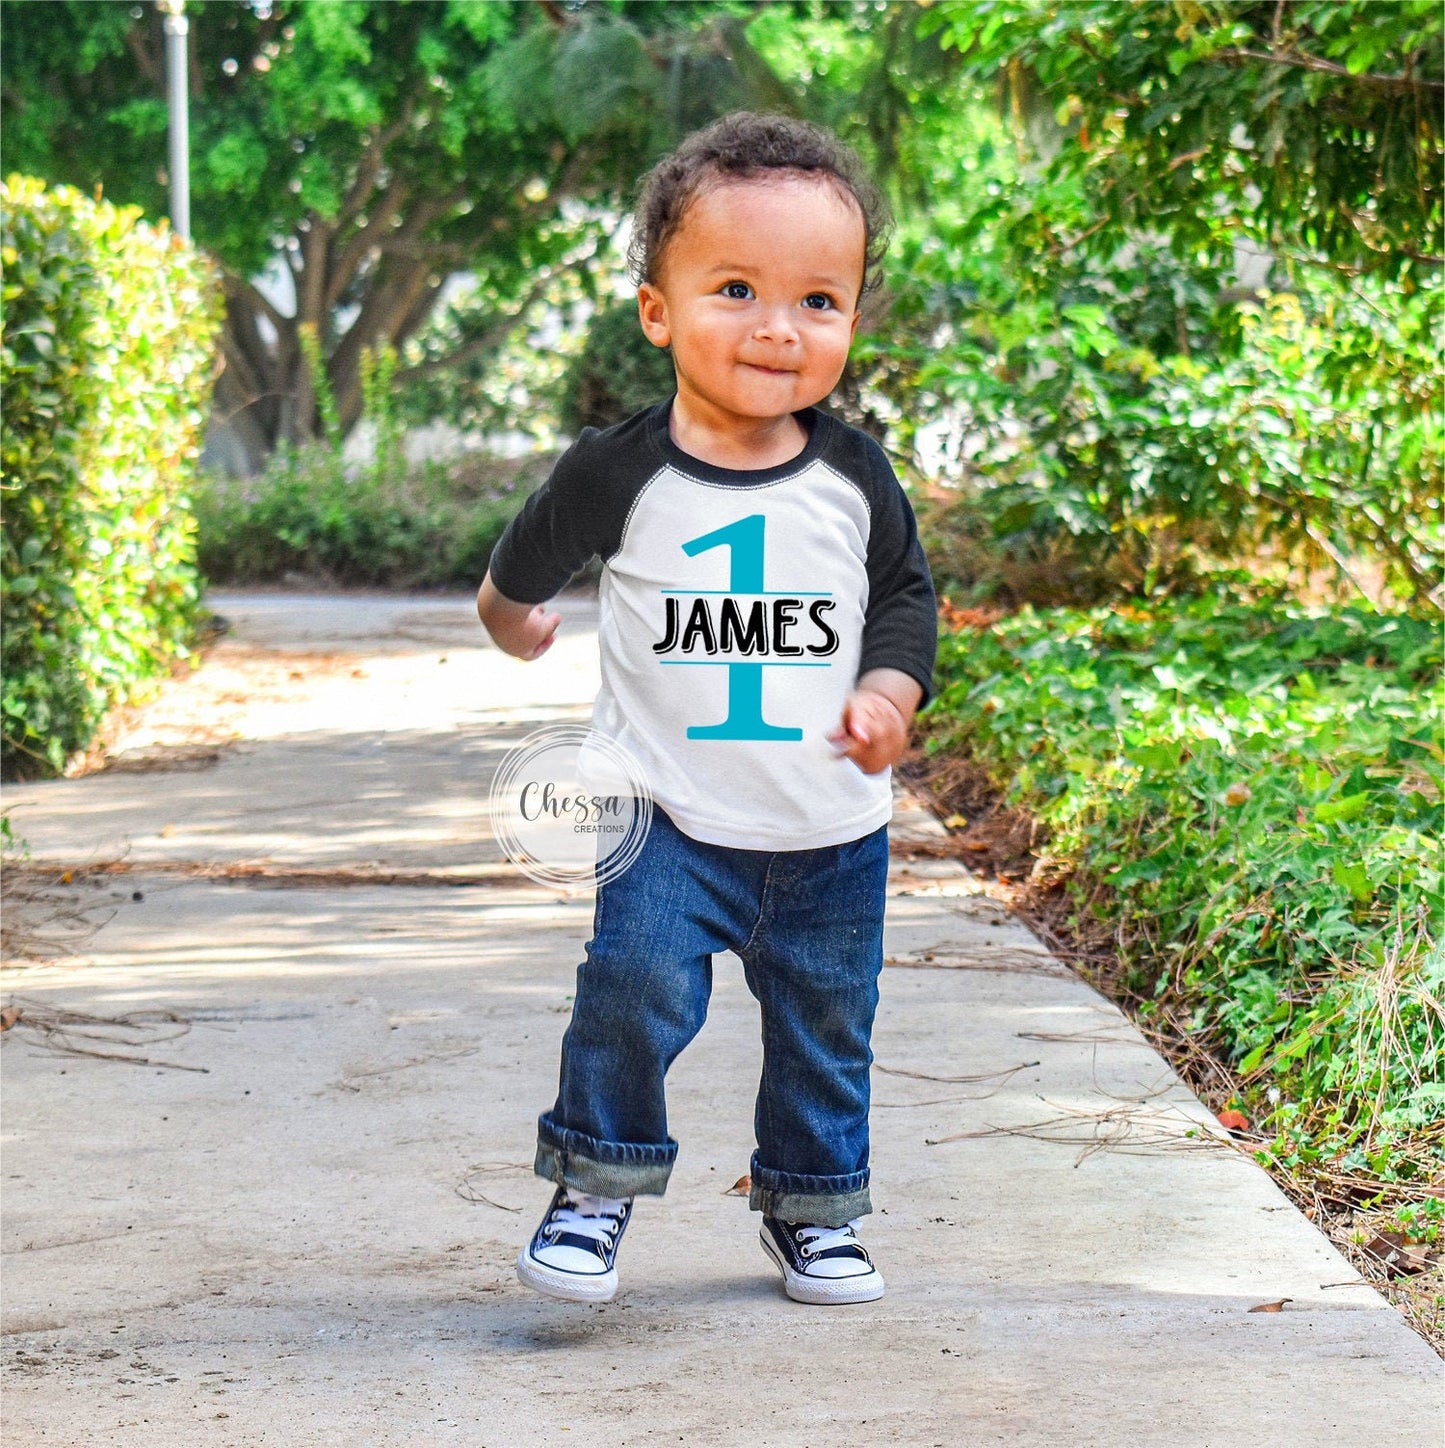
left=680, top=598, right=718, bottom=654
left=806, top=599, right=839, bottom=656
left=772, top=599, right=803, bottom=656
left=653, top=596, right=679, bottom=653
left=719, top=598, right=768, bottom=655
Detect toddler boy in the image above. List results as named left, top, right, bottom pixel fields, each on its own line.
left=477, top=112, right=936, bottom=1305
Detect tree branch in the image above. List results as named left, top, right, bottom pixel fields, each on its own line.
left=395, top=264, right=565, bottom=383
left=1217, top=47, right=1445, bottom=96
left=337, top=92, right=421, bottom=228
left=297, top=216, right=334, bottom=331
left=221, top=288, right=284, bottom=386
left=221, top=268, right=291, bottom=331
left=124, top=17, right=163, bottom=90
left=326, top=181, right=412, bottom=308
left=329, top=257, right=436, bottom=430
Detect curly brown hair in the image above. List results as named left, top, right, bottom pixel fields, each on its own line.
left=627, top=112, right=892, bottom=301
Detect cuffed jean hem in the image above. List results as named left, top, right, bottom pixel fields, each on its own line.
left=746, top=1153, right=872, bottom=1227
left=534, top=1114, right=676, bottom=1199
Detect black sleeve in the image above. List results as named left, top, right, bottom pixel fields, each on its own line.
left=858, top=438, right=937, bottom=707
left=486, top=430, right=609, bottom=605
left=486, top=407, right=664, bottom=604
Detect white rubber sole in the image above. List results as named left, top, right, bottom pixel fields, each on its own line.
left=760, top=1229, right=886, bottom=1305
left=516, top=1247, right=618, bottom=1303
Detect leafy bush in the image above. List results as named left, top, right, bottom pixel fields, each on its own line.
left=194, top=445, right=553, bottom=589
left=919, top=598, right=1443, bottom=1185
left=557, top=299, right=677, bottom=434
left=1, top=176, right=221, bottom=778
left=784, top=3, right=1445, bottom=607
left=895, top=232, right=1443, bottom=607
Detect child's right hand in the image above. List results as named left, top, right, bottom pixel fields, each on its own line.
left=510, top=603, right=562, bottom=660
left=476, top=573, right=561, bottom=660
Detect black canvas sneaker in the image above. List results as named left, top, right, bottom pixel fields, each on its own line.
left=760, top=1216, right=885, bottom=1304
left=516, top=1186, right=633, bottom=1302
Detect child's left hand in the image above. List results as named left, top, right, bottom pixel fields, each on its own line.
left=827, top=688, right=909, bottom=775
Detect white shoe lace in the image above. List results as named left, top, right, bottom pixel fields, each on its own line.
left=545, top=1194, right=628, bottom=1246
left=795, top=1219, right=863, bottom=1258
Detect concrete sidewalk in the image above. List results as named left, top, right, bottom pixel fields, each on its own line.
left=2, top=591, right=1439, bottom=1447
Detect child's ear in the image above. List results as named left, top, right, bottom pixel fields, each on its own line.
left=637, top=285, right=671, bottom=350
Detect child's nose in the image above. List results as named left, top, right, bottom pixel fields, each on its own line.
left=752, top=306, right=799, bottom=344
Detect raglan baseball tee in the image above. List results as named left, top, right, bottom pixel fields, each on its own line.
left=488, top=400, right=937, bottom=851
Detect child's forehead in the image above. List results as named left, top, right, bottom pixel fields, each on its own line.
left=670, top=174, right=867, bottom=271
left=683, top=171, right=864, bottom=229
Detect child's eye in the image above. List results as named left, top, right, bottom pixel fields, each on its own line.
left=721, top=281, right=753, bottom=300
left=802, top=293, right=837, bottom=311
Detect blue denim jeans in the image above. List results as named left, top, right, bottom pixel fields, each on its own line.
left=535, top=808, right=890, bottom=1228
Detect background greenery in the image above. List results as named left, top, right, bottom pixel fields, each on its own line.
left=1, top=176, right=221, bottom=778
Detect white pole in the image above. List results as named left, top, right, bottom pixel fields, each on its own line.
left=158, top=0, right=190, bottom=240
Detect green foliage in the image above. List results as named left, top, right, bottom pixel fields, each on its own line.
left=924, top=0, right=1442, bottom=280
left=832, top=1, right=1445, bottom=605
left=194, top=445, right=551, bottom=591
left=907, top=267, right=1443, bottom=605
left=919, top=598, right=1444, bottom=1182
left=0, top=0, right=783, bottom=464
left=358, top=342, right=403, bottom=488
left=557, top=299, right=677, bottom=434
left=1, top=176, right=222, bottom=779
left=298, top=323, right=342, bottom=452
left=393, top=265, right=589, bottom=447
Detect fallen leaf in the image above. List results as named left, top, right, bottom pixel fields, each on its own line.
left=1248, top=1298, right=1291, bottom=1313
left=0, top=1006, right=22, bottom=1031
left=962, top=840, right=990, bottom=852
left=1217, top=1107, right=1250, bottom=1132
left=723, top=1174, right=750, bottom=1197
left=1361, top=1230, right=1433, bottom=1277
left=942, top=813, right=968, bottom=830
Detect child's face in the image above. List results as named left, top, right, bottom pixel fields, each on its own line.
left=637, top=175, right=865, bottom=433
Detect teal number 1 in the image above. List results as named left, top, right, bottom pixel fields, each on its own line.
left=680, top=514, right=801, bottom=741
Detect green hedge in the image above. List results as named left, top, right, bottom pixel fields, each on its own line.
left=1, top=176, right=222, bottom=778
left=919, top=597, right=1443, bottom=1195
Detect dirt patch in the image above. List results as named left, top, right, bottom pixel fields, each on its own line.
left=892, top=751, right=1046, bottom=885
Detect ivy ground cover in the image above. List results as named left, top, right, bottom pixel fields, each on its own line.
left=919, top=596, right=1443, bottom=1231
